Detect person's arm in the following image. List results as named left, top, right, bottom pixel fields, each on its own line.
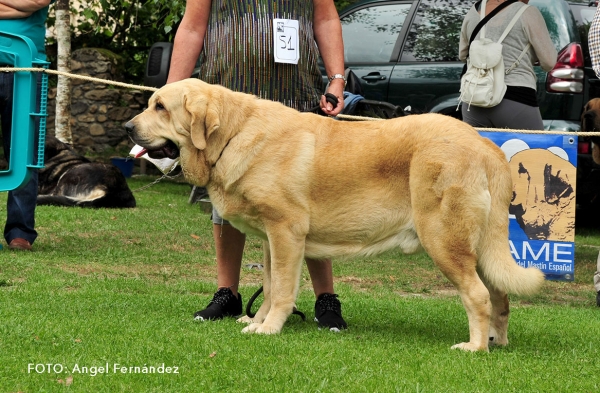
left=313, top=0, right=345, bottom=116
left=166, top=0, right=211, bottom=83
left=458, top=15, right=471, bottom=62
left=0, top=0, right=50, bottom=16
left=524, top=7, right=556, bottom=72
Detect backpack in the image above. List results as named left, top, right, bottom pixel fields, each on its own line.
left=458, top=1, right=531, bottom=110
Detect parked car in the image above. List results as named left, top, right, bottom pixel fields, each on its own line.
left=333, top=0, right=600, bottom=224
left=334, top=0, right=588, bottom=126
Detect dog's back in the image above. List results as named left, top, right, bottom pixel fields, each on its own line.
left=305, top=114, right=544, bottom=293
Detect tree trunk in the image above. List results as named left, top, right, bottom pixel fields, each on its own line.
left=55, top=0, right=72, bottom=144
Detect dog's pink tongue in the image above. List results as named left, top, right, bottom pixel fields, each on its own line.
left=134, top=148, right=148, bottom=158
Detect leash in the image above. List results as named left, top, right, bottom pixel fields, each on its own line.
left=304, top=93, right=340, bottom=114
left=131, top=171, right=182, bottom=192
left=245, top=286, right=306, bottom=321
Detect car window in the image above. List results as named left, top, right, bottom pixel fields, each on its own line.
left=340, top=3, right=411, bottom=63
left=568, top=3, right=596, bottom=66
left=531, top=0, right=579, bottom=50
left=401, top=0, right=471, bottom=62
left=577, top=6, right=596, bottom=24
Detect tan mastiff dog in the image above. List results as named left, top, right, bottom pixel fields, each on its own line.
left=125, top=79, right=544, bottom=352
left=581, top=97, right=600, bottom=164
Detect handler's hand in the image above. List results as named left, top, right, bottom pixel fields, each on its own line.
left=320, top=81, right=345, bottom=116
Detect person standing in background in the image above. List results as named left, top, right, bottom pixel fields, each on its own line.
left=588, top=5, right=600, bottom=307
left=0, top=0, right=54, bottom=251
left=459, top=0, right=556, bottom=130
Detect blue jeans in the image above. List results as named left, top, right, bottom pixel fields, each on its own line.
left=0, top=71, right=39, bottom=245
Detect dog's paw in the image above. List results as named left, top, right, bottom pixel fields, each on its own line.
left=237, top=315, right=253, bottom=324
left=241, top=323, right=281, bottom=335
left=254, top=323, right=281, bottom=335
left=241, top=323, right=260, bottom=334
left=450, top=342, right=489, bottom=352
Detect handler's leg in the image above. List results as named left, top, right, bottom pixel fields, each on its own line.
left=306, top=258, right=347, bottom=331
left=194, top=209, right=245, bottom=321
left=214, top=223, right=245, bottom=295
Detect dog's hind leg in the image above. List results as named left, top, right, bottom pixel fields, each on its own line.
left=242, top=228, right=304, bottom=334
left=432, top=250, right=492, bottom=352
left=414, top=179, right=493, bottom=351
left=484, top=281, right=509, bottom=346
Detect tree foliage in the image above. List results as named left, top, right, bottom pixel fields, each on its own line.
left=49, top=0, right=358, bottom=84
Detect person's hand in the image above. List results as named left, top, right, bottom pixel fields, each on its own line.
left=320, top=80, right=345, bottom=116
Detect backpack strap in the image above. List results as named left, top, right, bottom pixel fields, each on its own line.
left=462, top=0, right=517, bottom=77
left=497, top=4, right=531, bottom=44
left=505, top=42, right=532, bottom=74
left=471, top=0, right=517, bottom=45
left=497, top=4, right=532, bottom=74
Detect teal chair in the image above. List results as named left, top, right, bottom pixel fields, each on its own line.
left=0, top=31, right=48, bottom=192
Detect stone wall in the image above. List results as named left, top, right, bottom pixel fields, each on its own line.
left=45, top=48, right=149, bottom=155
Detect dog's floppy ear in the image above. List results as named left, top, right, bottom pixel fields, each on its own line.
left=185, top=90, right=220, bottom=150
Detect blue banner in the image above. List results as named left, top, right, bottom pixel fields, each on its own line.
left=479, top=131, right=577, bottom=281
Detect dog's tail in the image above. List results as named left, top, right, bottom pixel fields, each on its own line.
left=478, top=235, right=545, bottom=296
left=477, top=146, right=545, bottom=296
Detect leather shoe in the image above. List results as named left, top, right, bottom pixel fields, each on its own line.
left=597, top=291, right=600, bottom=307
left=8, top=238, right=32, bottom=251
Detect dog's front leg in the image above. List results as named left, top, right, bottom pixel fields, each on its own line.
left=238, top=241, right=271, bottom=324
left=242, top=230, right=304, bottom=334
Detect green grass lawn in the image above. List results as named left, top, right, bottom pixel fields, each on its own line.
left=0, top=176, right=599, bottom=392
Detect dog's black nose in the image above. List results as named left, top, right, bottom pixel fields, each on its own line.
left=124, top=121, right=135, bottom=135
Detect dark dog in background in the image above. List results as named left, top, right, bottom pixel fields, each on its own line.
left=581, top=98, right=600, bottom=164
left=37, top=135, right=136, bottom=208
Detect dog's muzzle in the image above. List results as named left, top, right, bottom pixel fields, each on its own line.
left=582, top=110, right=599, bottom=131
left=124, top=121, right=135, bottom=136
left=123, top=121, right=180, bottom=159
left=581, top=111, right=600, bottom=146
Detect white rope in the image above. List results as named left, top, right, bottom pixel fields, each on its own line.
left=3, top=66, right=597, bottom=136
left=0, top=66, right=158, bottom=92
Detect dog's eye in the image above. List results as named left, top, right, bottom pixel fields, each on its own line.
left=155, top=102, right=165, bottom=111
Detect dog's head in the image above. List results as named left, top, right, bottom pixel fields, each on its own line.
left=581, top=98, right=600, bottom=133
left=125, top=79, right=224, bottom=186
left=581, top=98, right=600, bottom=164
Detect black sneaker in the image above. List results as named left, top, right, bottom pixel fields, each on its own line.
left=596, top=291, right=600, bottom=307
left=314, top=293, right=347, bottom=332
left=194, top=288, right=243, bottom=321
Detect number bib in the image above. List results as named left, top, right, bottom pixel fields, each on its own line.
left=273, top=19, right=299, bottom=64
